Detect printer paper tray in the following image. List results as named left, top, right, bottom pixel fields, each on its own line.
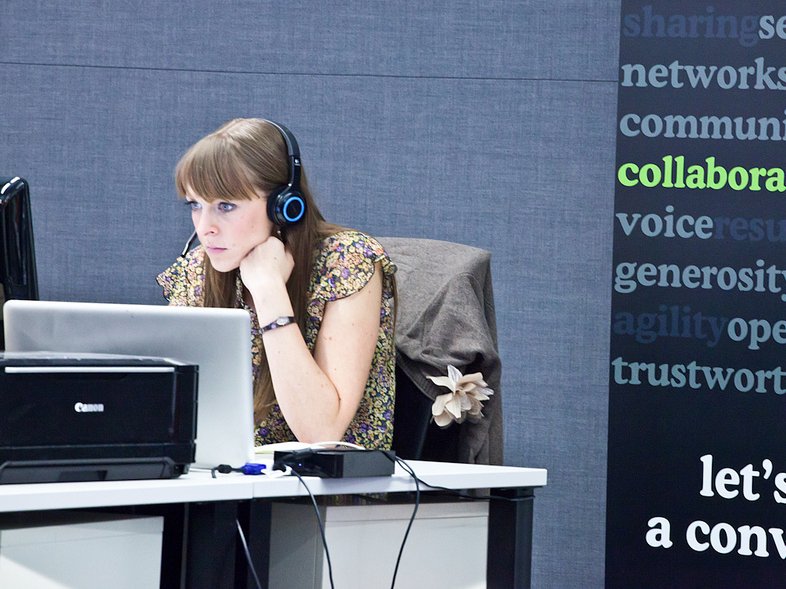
left=0, top=456, right=188, bottom=484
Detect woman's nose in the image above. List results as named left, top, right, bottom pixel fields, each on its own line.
left=195, top=210, right=217, bottom=235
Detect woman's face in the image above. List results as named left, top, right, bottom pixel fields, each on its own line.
left=186, top=191, right=274, bottom=272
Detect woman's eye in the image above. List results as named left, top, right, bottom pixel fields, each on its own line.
left=217, top=202, right=236, bottom=213
left=185, top=200, right=201, bottom=211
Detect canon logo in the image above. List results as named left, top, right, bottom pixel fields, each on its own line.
left=74, top=402, right=105, bottom=413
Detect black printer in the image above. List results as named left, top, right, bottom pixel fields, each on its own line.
left=0, top=352, right=197, bottom=484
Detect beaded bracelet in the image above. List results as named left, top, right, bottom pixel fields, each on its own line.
left=260, top=315, right=296, bottom=334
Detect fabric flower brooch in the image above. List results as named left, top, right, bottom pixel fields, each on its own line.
left=427, top=365, right=494, bottom=427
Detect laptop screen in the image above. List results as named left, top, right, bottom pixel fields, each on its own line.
left=3, top=300, right=255, bottom=469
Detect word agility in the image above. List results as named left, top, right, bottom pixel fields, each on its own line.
left=618, top=155, right=786, bottom=192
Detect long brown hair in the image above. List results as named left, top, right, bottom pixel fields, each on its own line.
left=174, top=118, right=342, bottom=422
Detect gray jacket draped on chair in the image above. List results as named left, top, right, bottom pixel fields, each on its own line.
left=380, top=237, right=503, bottom=465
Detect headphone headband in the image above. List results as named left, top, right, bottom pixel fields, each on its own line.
left=264, top=120, right=302, bottom=191
left=264, top=119, right=306, bottom=227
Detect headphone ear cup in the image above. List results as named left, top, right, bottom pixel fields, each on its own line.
left=267, top=187, right=307, bottom=226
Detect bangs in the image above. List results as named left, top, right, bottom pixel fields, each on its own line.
left=175, top=135, right=258, bottom=202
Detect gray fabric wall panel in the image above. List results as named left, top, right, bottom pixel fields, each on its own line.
left=496, top=83, right=614, bottom=589
left=1, top=3, right=621, bottom=587
left=2, top=64, right=201, bottom=303
left=2, top=1, right=618, bottom=81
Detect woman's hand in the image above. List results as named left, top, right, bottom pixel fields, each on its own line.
left=239, top=236, right=294, bottom=296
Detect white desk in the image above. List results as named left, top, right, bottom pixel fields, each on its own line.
left=0, top=460, right=547, bottom=588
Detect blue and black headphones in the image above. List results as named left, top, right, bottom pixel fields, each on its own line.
left=264, top=120, right=307, bottom=227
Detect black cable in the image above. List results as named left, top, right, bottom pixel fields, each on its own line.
left=408, top=480, right=516, bottom=502
left=392, top=457, right=522, bottom=502
left=271, top=453, right=518, bottom=589
left=235, top=518, right=263, bottom=589
left=290, top=469, right=336, bottom=589
left=210, top=463, right=267, bottom=478
left=389, top=456, right=420, bottom=589
left=385, top=456, right=523, bottom=587
left=211, top=464, right=231, bottom=478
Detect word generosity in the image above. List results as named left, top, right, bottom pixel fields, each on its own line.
left=614, top=259, right=786, bottom=302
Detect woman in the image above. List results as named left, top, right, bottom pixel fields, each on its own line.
left=157, top=118, right=396, bottom=449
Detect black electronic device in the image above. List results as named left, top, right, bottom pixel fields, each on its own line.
left=0, top=352, right=197, bottom=484
left=0, top=177, right=39, bottom=349
left=272, top=448, right=396, bottom=478
left=265, top=120, right=306, bottom=227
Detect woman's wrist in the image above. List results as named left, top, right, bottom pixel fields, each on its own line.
left=248, top=279, right=293, bottom=322
left=260, top=315, right=296, bottom=335
left=245, top=274, right=287, bottom=300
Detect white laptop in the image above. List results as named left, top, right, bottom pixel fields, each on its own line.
left=3, top=300, right=255, bottom=469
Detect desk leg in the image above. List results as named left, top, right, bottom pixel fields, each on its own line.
left=99, top=503, right=186, bottom=589
left=185, top=501, right=241, bottom=589
left=159, top=504, right=186, bottom=589
left=486, top=488, right=535, bottom=589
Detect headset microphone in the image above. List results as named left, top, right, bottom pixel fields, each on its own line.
left=264, top=120, right=307, bottom=227
left=180, top=230, right=197, bottom=258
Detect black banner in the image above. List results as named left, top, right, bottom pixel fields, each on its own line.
left=607, top=2, right=786, bottom=587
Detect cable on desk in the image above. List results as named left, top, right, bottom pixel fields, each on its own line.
left=235, top=518, right=263, bottom=589
left=290, top=469, right=336, bottom=589
left=408, top=480, right=519, bottom=502
left=209, top=463, right=267, bottom=478
left=391, top=459, right=525, bottom=503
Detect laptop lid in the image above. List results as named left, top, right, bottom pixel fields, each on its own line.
left=3, top=300, right=255, bottom=469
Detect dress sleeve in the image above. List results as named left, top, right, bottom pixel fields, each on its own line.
left=155, top=248, right=205, bottom=306
left=311, top=231, right=396, bottom=302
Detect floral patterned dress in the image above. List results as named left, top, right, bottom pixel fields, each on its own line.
left=156, top=230, right=397, bottom=449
